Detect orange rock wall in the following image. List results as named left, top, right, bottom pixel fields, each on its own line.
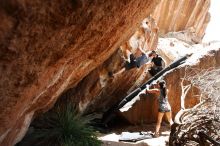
left=152, top=0, right=210, bottom=41
left=0, top=0, right=214, bottom=145
left=76, top=0, right=213, bottom=122
left=56, top=16, right=159, bottom=114
left=0, top=0, right=160, bottom=145
left=51, top=0, right=213, bottom=125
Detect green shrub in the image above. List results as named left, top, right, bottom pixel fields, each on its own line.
left=19, top=105, right=102, bottom=146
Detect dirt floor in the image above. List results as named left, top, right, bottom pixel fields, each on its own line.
left=99, top=123, right=170, bottom=146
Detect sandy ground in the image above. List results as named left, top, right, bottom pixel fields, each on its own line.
left=99, top=123, right=170, bottom=146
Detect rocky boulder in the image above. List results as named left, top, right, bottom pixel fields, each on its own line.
left=0, top=0, right=159, bottom=145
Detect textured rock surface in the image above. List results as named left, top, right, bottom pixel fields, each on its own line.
left=152, top=0, right=211, bottom=43
left=0, top=0, right=215, bottom=145
left=0, top=0, right=160, bottom=145
left=64, top=17, right=159, bottom=114
left=31, top=0, right=213, bottom=125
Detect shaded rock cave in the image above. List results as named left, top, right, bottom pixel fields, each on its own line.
left=0, top=0, right=220, bottom=146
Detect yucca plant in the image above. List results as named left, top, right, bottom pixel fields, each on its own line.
left=18, top=104, right=102, bottom=146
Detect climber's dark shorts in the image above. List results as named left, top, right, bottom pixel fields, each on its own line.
left=158, top=108, right=171, bottom=113
left=124, top=54, right=137, bottom=70
left=124, top=54, right=148, bottom=70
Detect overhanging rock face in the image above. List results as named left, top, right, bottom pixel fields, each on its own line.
left=75, top=0, right=212, bottom=117
left=0, top=0, right=160, bottom=145
left=0, top=0, right=214, bottom=145
left=65, top=17, right=159, bottom=114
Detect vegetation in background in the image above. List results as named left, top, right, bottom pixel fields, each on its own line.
left=18, top=104, right=102, bottom=146
left=169, top=68, right=220, bottom=145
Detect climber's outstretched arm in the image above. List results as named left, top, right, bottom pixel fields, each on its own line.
left=137, top=41, right=146, bottom=54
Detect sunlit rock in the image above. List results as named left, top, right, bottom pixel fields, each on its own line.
left=0, top=0, right=159, bottom=145
left=152, top=0, right=211, bottom=43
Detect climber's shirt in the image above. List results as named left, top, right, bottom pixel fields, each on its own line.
left=136, top=53, right=149, bottom=68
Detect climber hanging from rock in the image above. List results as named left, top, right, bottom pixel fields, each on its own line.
left=108, top=42, right=152, bottom=77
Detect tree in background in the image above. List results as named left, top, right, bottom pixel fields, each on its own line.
left=169, top=67, right=220, bottom=146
